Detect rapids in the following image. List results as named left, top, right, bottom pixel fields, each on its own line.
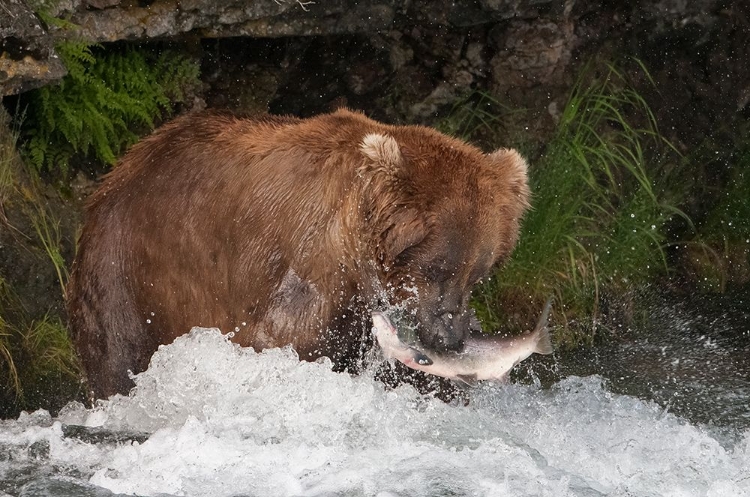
left=1, top=326, right=748, bottom=497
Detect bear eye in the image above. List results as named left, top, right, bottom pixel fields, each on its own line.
left=393, top=246, right=419, bottom=267
left=424, top=262, right=455, bottom=284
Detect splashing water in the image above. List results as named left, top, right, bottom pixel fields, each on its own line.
left=1, top=328, right=748, bottom=497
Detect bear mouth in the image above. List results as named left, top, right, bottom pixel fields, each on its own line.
left=383, top=307, right=480, bottom=353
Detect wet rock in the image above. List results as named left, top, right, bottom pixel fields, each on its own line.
left=489, top=17, right=576, bottom=92
left=18, top=478, right=121, bottom=497
left=0, top=0, right=66, bottom=95
left=84, top=0, right=121, bottom=10
left=0, top=1, right=404, bottom=95
left=346, top=60, right=387, bottom=95
left=66, top=0, right=399, bottom=42
left=408, top=0, right=557, bottom=27
left=62, top=424, right=151, bottom=445
left=27, top=440, right=49, bottom=460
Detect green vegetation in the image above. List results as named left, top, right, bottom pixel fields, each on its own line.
left=452, top=63, right=688, bottom=346
left=21, top=41, right=200, bottom=177
left=28, top=202, right=69, bottom=300
left=21, top=314, right=80, bottom=388
left=0, top=290, right=21, bottom=398
left=1, top=40, right=202, bottom=416
left=29, top=0, right=78, bottom=30
left=437, top=91, right=528, bottom=153
left=683, top=136, right=750, bottom=292
left=0, top=109, right=83, bottom=416
left=0, top=309, right=82, bottom=417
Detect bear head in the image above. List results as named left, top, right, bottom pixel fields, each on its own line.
left=357, top=129, right=530, bottom=352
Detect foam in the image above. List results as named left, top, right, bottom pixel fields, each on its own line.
left=1, top=328, right=748, bottom=496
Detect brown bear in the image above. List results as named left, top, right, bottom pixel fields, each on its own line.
left=67, top=109, right=530, bottom=399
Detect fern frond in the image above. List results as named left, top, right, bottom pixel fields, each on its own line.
left=20, top=43, right=201, bottom=175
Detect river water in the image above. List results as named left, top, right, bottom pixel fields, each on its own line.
left=1, top=294, right=749, bottom=496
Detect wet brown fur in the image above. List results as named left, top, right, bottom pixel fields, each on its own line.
left=67, top=109, right=530, bottom=399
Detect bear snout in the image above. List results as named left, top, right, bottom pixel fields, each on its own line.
left=420, top=309, right=470, bottom=352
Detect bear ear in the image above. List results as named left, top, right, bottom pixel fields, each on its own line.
left=486, top=147, right=531, bottom=209
left=359, top=133, right=403, bottom=176
left=358, top=133, right=424, bottom=265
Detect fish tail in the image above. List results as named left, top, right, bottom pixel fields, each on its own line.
left=533, top=297, right=554, bottom=355
left=534, top=327, right=554, bottom=355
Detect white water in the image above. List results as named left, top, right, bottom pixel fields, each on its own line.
left=1, top=328, right=749, bottom=497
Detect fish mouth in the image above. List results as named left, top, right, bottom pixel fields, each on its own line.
left=370, top=312, right=390, bottom=331
left=378, top=308, right=420, bottom=344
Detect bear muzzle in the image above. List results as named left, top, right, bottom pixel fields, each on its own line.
left=419, top=308, right=473, bottom=352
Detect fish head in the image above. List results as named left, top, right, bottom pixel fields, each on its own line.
left=371, top=311, right=409, bottom=356
left=371, top=312, right=433, bottom=367
left=371, top=312, right=397, bottom=338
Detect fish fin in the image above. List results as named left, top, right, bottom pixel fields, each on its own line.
left=410, top=348, right=433, bottom=366
left=535, top=328, right=554, bottom=355
left=535, top=297, right=553, bottom=331
left=533, top=297, right=554, bottom=355
left=455, top=374, right=479, bottom=387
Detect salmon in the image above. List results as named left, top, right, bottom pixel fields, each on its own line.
left=372, top=299, right=553, bottom=386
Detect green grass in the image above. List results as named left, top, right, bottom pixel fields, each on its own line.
left=27, top=202, right=69, bottom=300
left=22, top=315, right=80, bottom=382
left=683, top=134, right=750, bottom=291
left=436, top=91, right=528, bottom=152
left=0, top=313, right=82, bottom=415
left=0, top=138, right=13, bottom=206
left=0, top=109, right=82, bottom=415
left=0, top=107, right=21, bottom=221
left=462, top=61, right=688, bottom=346
left=0, top=288, right=21, bottom=398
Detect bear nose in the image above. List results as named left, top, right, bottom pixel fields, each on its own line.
left=440, top=310, right=455, bottom=328
left=434, top=310, right=467, bottom=350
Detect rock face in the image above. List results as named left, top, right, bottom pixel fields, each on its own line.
left=0, top=0, right=66, bottom=95
left=2, top=0, right=746, bottom=155
left=1, top=0, right=571, bottom=96
left=0, top=0, right=741, bottom=99
left=68, top=0, right=400, bottom=41
left=3, top=0, right=742, bottom=154
left=64, top=0, right=571, bottom=42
